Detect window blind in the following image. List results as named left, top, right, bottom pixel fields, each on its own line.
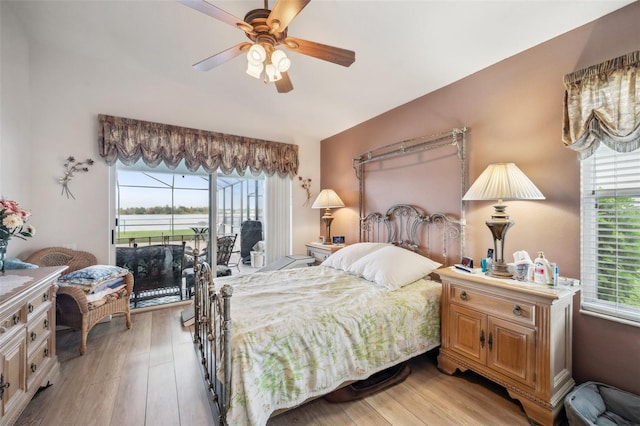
left=581, top=145, right=640, bottom=324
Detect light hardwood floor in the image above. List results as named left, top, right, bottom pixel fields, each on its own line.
left=17, top=304, right=531, bottom=426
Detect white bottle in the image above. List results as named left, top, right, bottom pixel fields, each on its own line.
left=533, top=252, right=552, bottom=285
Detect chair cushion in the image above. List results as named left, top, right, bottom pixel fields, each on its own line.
left=58, top=265, right=130, bottom=292
left=565, top=381, right=640, bottom=426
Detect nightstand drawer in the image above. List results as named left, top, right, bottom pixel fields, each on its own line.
left=305, top=243, right=344, bottom=265
left=451, top=286, right=535, bottom=326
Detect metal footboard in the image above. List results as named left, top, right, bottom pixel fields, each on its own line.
left=193, top=253, right=232, bottom=426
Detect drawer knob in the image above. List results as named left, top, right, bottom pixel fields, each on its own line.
left=12, top=314, right=20, bottom=325
left=31, top=331, right=37, bottom=342
left=28, top=303, right=34, bottom=313
left=513, top=305, right=523, bottom=317
left=42, top=293, right=49, bottom=302
left=44, top=319, right=50, bottom=329
left=44, top=347, right=50, bottom=357
left=30, top=363, right=37, bottom=373
left=460, top=291, right=468, bottom=301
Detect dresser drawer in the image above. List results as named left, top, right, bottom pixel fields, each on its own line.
left=0, top=307, right=23, bottom=336
left=27, top=288, right=51, bottom=319
left=27, top=338, right=52, bottom=389
left=27, top=310, right=52, bottom=352
left=450, top=286, right=535, bottom=326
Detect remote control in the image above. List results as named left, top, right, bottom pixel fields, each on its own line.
left=454, top=264, right=475, bottom=273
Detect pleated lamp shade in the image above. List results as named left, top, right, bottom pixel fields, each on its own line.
left=463, top=163, right=545, bottom=201
left=312, top=189, right=345, bottom=209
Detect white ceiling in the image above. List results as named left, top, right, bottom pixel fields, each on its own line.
left=5, top=0, right=633, bottom=143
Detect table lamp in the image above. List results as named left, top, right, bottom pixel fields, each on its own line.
left=312, top=189, right=345, bottom=244
left=463, top=163, right=544, bottom=278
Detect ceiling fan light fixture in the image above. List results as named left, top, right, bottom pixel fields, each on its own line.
left=271, top=49, right=291, bottom=72
left=247, top=43, right=266, bottom=65
left=246, top=62, right=264, bottom=79
left=265, top=63, right=282, bottom=82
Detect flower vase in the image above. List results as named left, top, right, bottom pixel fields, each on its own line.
left=0, top=240, right=7, bottom=272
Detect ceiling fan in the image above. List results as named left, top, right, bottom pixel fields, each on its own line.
left=177, top=0, right=356, bottom=93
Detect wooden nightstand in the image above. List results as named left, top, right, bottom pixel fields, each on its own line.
left=305, top=242, right=344, bottom=265
left=436, top=267, right=578, bottom=426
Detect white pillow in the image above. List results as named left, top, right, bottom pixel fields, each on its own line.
left=321, top=242, right=390, bottom=271
left=348, top=245, right=442, bottom=290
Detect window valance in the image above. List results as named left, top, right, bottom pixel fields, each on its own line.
left=562, top=51, right=640, bottom=159
left=98, top=114, right=299, bottom=177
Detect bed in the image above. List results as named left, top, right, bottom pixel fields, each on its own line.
left=192, top=204, right=461, bottom=425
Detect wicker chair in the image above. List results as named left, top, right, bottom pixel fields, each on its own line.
left=56, top=273, right=133, bottom=355
left=26, top=247, right=98, bottom=274
left=26, top=247, right=133, bottom=355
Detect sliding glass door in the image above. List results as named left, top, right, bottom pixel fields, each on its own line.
left=113, top=161, right=264, bottom=307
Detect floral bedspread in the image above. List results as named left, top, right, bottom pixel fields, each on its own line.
left=213, top=266, right=442, bottom=425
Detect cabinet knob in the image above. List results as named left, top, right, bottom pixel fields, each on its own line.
left=30, top=363, right=37, bottom=373
left=28, top=303, right=34, bottom=313
left=460, top=291, right=468, bottom=301
left=42, top=293, right=49, bottom=302
left=31, top=331, right=37, bottom=342
left=513, top=305, right=523, bottom=317
left=12, top=314, right=20, bottom=325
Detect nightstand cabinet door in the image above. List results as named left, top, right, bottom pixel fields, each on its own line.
left=449, top=304, right=487, bottom=365
left=487, top=316, right=535, bottom=388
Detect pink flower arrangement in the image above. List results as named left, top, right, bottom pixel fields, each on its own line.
left=0, top=198, right=36, bottom=241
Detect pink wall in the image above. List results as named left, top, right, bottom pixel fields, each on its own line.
left=320, top=3, right=640, bottom=394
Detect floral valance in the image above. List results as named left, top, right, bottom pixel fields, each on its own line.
left=562, top=51, right=640, bottom=159
left=98, top=114, right=299, bottom=177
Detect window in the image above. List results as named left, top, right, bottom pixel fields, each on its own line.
left=581, top=145, right=640, bottom=325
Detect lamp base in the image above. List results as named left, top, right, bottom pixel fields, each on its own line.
left=322, top=214, right=334, bottom=245
left=487, top=261, right=513, bottom=279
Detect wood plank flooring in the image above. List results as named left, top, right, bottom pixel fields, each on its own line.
left=17, top=304, right=531, bottom=426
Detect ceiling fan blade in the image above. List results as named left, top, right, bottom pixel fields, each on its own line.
left=193, top=42, right=251, bottom=71
left=275, top=71, right=294, bottom=93
left=284, top=37, right=355, bottom=67
left=177, top=0, right=253, bottom=33
left=268, top=0, right=310, bottom=33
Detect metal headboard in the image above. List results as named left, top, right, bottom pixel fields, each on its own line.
left=361, top=204, right=460, bottom=266
left=353, top=127, right=468, bottom=258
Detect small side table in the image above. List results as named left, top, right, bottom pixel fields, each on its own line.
left=305, top=242, right=344, bottom=265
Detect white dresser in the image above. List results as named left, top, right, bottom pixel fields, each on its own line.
left=0, top=266, right=65, bottom=425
